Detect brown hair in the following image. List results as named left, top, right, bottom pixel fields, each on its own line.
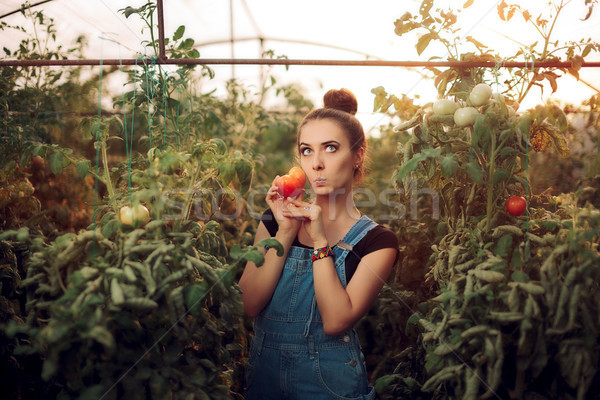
left=297, top=88, right=367, bottom=183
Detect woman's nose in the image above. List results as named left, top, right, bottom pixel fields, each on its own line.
left=312, top=152, right=324, bottom=170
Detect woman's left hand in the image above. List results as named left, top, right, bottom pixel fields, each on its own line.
left=282, top=198, right=327, bottom=247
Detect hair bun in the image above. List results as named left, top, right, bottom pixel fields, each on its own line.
left=323, top=88, right=358, bottom=115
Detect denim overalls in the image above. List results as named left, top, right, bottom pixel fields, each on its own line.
left=245, top=215, right=377, bottom=400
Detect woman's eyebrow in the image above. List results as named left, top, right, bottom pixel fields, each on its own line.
left=299, top=140, right=341, bottom=147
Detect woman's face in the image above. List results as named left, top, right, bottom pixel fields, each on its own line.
left=298, top=119, right=362, bottom=197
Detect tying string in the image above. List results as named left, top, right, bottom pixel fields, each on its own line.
left=523, top=53, right=535, bottom=262
left=92, top=42, right=105, bottom=264
left=144, top=55, right=159, bottom=148
left=162, top=70, right=168, bottom=149
left=118, top=53, right=129, bottom=204
left=493, top=58, right=506, bottom=92
left=126, top=55, right=143, bottom=206
left=174, top=81, right=183, bottom=149
left=122, top=53, right=139, bottom=206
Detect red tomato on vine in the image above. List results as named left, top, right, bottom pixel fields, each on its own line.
left=276, top=167, right=306, bottom=198
left=506, top=196, right=527, bottom=216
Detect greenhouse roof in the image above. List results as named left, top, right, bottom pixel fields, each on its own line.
left=1, top=0, right=600, bottom=132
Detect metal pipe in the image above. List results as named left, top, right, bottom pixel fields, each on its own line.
left=1, top=58, right=599, bottom=68
left=0, top=0, right=54, bottom=20
left=156, top=0, right=167, bottom=61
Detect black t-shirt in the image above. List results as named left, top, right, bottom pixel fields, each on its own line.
left=260, top=209, right=399, bottom=282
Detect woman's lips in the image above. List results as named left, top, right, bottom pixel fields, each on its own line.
left=314, top=177, right=326, bottom=185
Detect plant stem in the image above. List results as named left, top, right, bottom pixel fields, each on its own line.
left=542, top=0, right=569, bottom=59
left=100, top=134, right=115, bottom=201
left=485, top=131, right=497, bottom=232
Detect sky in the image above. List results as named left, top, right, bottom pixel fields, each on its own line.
left=1, top=0, right=600, bottom=135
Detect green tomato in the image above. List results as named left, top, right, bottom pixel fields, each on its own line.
left=469, top=83, right=492, bottom=106
left=119, top=206, right=134, bottom=225
left=133, top=204, right=150, bottom=223
left=119, top=204, right=150, bottom=226
left=433, top=99, right=459, bottom=115
left=453, top=107, right=480, bottom=127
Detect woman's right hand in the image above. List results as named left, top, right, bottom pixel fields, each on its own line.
left=266, top=176, right=302, bottom=236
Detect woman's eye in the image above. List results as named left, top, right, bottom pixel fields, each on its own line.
left=325, top=145, right=337, bottom=152
left=301, top=147, right=312, bottom=156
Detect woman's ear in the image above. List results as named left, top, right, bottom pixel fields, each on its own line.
left=354, top=147, right=365, bottom=166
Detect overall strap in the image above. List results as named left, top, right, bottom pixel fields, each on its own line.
left=304, top=215, right=378, bottom=337
left=336, top=215, right=378, bottom=251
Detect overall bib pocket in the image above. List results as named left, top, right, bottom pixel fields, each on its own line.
left=314, top=344, right=367, bottom=400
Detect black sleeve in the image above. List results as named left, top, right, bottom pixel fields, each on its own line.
left=360, top=225, right=399, bottom=256
left=345, top=225, right=399, bottom=282
left=260, top=209, right=278, bottom=237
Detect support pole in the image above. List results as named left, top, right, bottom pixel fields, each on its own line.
left=156, top=0, right=167, bottom=61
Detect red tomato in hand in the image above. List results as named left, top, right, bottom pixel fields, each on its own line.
left=276, top=167, right=306, bottom=198
left=505, top=196, right=527, bottom=216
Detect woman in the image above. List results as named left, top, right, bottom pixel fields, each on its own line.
left=238, top=88, right=399, bottom=399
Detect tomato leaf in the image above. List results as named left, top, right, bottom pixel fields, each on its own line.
left=86, top=325, right=116, bottom=353
left=416, top=32, right=436, bottom=56
left=568, top=68, right=580, bottom=81
left=219, top=162, right=235, bottom=185
left=234, top=160, right=253, bottom=194
left=101, top=219, right=120, bottom=239
left=466, top=160, right=484, bottom=185
left=544, top=72, right=558, bottom=93
left=511, top=247, right=525, bottom=269
left=494, top=234, right=513, bottom=257
left=173, top=25, right=185, bottom=41
left=209, top=138, right=227, bottom=154
left=257, top=237, right=284, bottom=257
left=511, top=270, right=529, bottom=283
left=499, top=147, right=516, bottom=158
left=472, top=115, right=489, bottom=150
left=76, top=159, right=90, bottom=178
left=49, top=151, right=64, bottom=175
left=497, top=0, right=508, bottom=21
left=229, top=244, right=242, bottom=259
left=375, top=374, right=400, bottom=394
left=397, top=154, right=426, bottom=181
left=506, top=7, right=516, bottom=21
left=440, top=154, right=458, bottom=177
left=466, top=36, right=487, bottom=51
left=77, top=385, right=105, bottom=400
left=242, top=249, right=265, bottom=266
left=183, top=283, right=209, bottom=316
left=419, top=0, right=434, bottom=17
left=421, top=148, right=442, bottom=158
left=493, top=168, right=509, bottom=185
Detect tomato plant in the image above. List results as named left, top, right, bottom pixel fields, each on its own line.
left=506, top=195, right=527, bottom=216
left=276, top=166, right=306, bottom=198
left=373, top=1, right=600, bottom=400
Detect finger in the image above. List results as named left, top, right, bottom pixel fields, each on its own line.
left=289, top=189, right=305, bottom=201
left=288, top=197, right=312, bottom=208
left=271, top=175, right=281, bottom=192
left=266, top=185, right=282, bottom=201
left=283, top=203, right=312, bottom=219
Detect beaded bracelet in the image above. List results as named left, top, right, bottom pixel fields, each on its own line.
left=311, top=246, right=333, bottom=262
